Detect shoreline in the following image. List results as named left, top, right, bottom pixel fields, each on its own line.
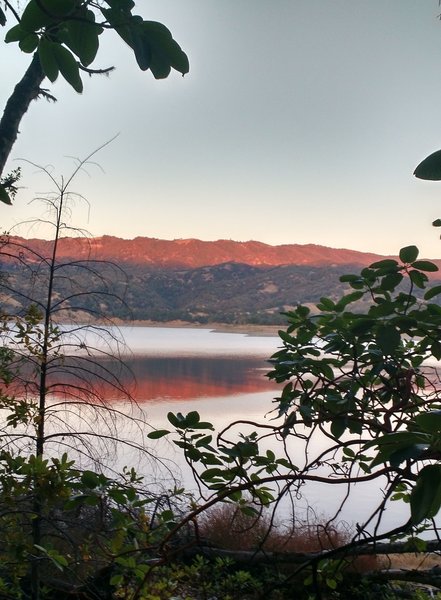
left=110, top=319, right=281, bottom=337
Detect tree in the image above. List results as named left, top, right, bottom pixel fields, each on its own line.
left=0, top=0, right=189, bottom=204
left=0, top=149, right=191, bottom=600
left=157, top=243, right=441, bottom=597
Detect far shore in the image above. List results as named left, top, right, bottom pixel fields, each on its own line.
left=109, top=319, right=282, bottom=337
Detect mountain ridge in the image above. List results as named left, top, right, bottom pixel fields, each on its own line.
left=2, top=235, right=440, bottom=325
left=3, top=234, right=409, bottom=269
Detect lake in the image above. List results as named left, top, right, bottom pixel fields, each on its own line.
left=7, top=324, right=412, bottom=534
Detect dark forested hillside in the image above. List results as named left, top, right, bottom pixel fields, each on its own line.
left=0, top=260, right=402, bottom=325
left=1, top=236, right=439, bottom=325
left=123, top=262, right=364, bottom=324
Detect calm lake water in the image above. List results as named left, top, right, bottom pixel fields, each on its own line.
left=54, top=325, right=406, bottom=535
left=8, top=325, right=412, bottom=534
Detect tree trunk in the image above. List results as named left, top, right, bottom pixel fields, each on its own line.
left=0, top=53, right=45, bottom=178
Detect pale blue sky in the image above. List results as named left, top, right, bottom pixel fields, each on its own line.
left=3, top=1, right=441, bottom=257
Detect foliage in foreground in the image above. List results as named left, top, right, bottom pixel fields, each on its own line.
left=0, top=0, right=189, bottom=201
left=3, top=152, right=441, bottom=598
left=3, top=234, right=441, bottom=597
left=147, top=243, right=441, bottom=598
left=162, top=245, right=441, bottom=530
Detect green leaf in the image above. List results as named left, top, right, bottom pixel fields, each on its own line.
left=389, top=444, right=427, bottom=467
left=369, top=431, right=429, bottom=449
left=40, top=0, right=77, bottom=18
left=319, top=362, right=335, bottom=379
left=63, top=10, right=101, bottom=66
left=399, top=245, right=419, bottom=264
left=379, top=272, right=403, bottom=292
left=431, top=340, right=441, bottom=360
left=414, top=411, right=441, bottom=434
left=167, top=412, right=182, bottom=428
left=108, top=0, right=135, bottom=9
left=376, top=324, right=400, bottom=355
left=370, top=259, right=399, bottom=269
left=414, top=150, right=441, bottom=181
left=339, top=273, right=363, bottom=283
left=110, top=574, right=124, bottom=586
left=348, top=419, right=362, bottom=435
left=53, top=44, right=83, bottom=92
left=0, top=7, right=6, bottom=27
left=194, top=421, right=214, bottom=430
left=19, top=32, right=39, bottom=53
left=0, top=184, right=12, bottom=205
left=432, top=219, right=441, bottom=227
left=361, top=267, right=376, bottom=279
left=140, top=21, right=189, bottom=77
left=147, top=429, right=170, bottom=439
left=200, top=468, right=223, bottom=481
left=369, top=300, right=395, bottom=317
left=81, top=470, right=99, bottom=488
left=410, top=464, right=441, bottom=524
left=350, top=317, right=375, bottom=335
left=330, top=418, right=346, bottom=439
left=427, top=303, right=441, bottom=315
left=326, top=578, right=338, bottom=590
left=409, top=269, right=428, bottom=289
left=411, top=260, right=438, bottom=272
left=185, top=442, right=203, bottom=458
left=239, top=505, right=259, bottom=517
left=160, top=509, right=174, bottom=522
left=335, top=291, right=364, bottom=311
left=368, top=431, right=430, bottom=468
left=38, top=37, right=59, bottom=81
left=425, top=285, right=441, bottom=300
left=278, top=329, right=295, bottom=344
left=235, top=440, right=258, bottom=458
left=131, top=27, right=152, bottom=71
left=296, top=305, right=310, bottom=318
left=20, top=0, right=55, bottom=32
left=317, top=297, right=335, bottom=311
left=108, top=489, right=128, bottom=504
left=5, top=24, right=26, bottom=43
left=100, top=6, right=129, bottom=33
left=195, top=434, right=213, bottom=447
left=185, top=411, right=200, bottom=427
left=405, top=537, right=427, bottom=552
left=104, top=13, right=190, bottom=78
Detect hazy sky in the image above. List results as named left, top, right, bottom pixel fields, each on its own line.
left=3, top=1, right=441, bottom=257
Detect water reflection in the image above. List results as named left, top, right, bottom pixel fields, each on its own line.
left=3, top=354, right=277, bottom=404
left=1, top=324, right=281, bottom=409
left=86, top=355, right=277, bottom=402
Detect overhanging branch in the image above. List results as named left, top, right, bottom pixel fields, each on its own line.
left=78, top=64, right=115, bottom=76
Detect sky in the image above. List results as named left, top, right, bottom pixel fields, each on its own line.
left=2, top=1, right=441, bottom=257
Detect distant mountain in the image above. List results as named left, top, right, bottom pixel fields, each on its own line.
left=1, top=236, right=440, bottom=325
left=3, top=235, right=401, bottom=268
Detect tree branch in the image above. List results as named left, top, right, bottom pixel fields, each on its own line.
left=183, top=539, right=441, bottom=565
left=78, top=64, right=115, bottom=76
left=0, top=53, right=45, bottom=178
left=3, top=1, right=20, bottom=22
